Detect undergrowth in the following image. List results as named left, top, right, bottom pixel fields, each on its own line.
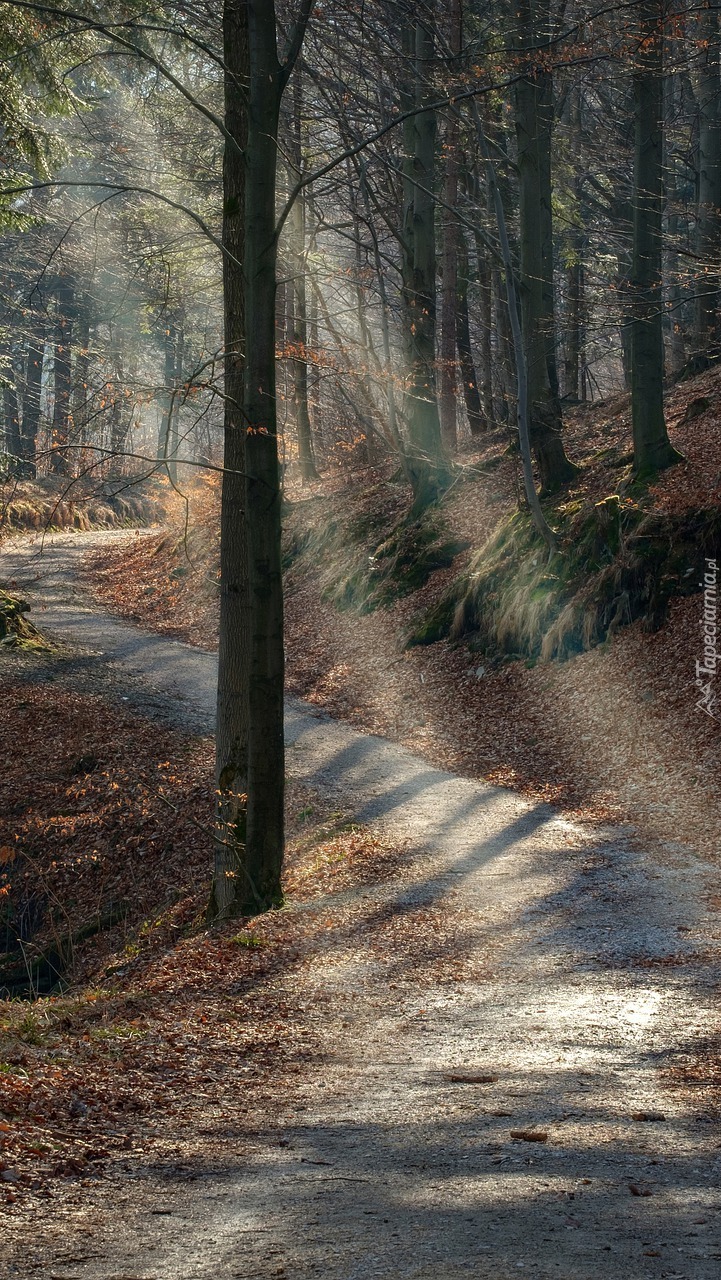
left=284, top=496, right=469, bottom=613
left=409, top=495, right=721, bottom=662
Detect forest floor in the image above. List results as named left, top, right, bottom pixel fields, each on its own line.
left=0, top=531, right=720, bottom=1278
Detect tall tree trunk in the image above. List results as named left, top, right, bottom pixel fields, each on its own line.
left=73, top=308, right=91, bottom=455
left=695, top=0, right=721, bottom=354
left=438, top=0, right=461, bottom=452
left=471, top=101, right=557, bottom=551
left=50, top=277, right=74, bottom=476
left=514, top=0, right=577, bottom=492
left=476, top=239, right=494, bottom=423
left=308, top=264, right=322, bottom=453
left=492, top=265, right=514, bottom=424
left=4, top=378, right=21, bottom=475
left=358, top=165, right=407, bottom=468
left=665, top=197, right=686, bottom=377
left=564, top=89, right=585, bottom=400
left=630, top=0, right=683, bottom=477
left=158, top=322, right=182, bottom=484
left=169, top=325, right=183, bottom=484
left=19, top=317, right=45, bottom=480
left=455, top=229, right=486, bottom=436
left=565, top=254, right=581, bottom=400
left=210, top=0, right=250, bottom=922
left=400, top=13, right=447, bottom=510
left=288, top=70, right=319, bottom=482
left=241, top=0, right=312, bottom=911
left=107, top=342, right=134, bottom=482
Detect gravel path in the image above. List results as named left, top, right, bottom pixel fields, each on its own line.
left=2, top=529, right=721, bottom=1280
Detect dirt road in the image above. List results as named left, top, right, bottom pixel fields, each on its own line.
left=2, top=530, right=720, bottom=1279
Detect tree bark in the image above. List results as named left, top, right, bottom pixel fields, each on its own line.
left=455, top=228, right=486, bottom=436
left=514, top=0, right=577, bottom=492
left=4, top=379, right=21, bottom=475
left=73, top=308, right=91, bottom=453
left=357, top=163, right=407, bottom=469
left=630, top=0, right=683, bottom=477
left=210, top=0, right=250, bottom=922
left=50, top=277, right=75, bottom=476
left=695, top=0, right=721, bottom=353
left=471, top=100, right=556, bottom=552
left=400, top=13, right=447, bottom=511
left=18, top=317, right=45, bottom=480
left=476, top=236, right=494, bottom=423
left=158, top=321, right=182, bottom=484
left=288, top=69, right=319, bottom=482
left=241, top=0, right=313, bottom=912
left=492, top=266, right=514, bottom=424
left=438, top=0, right=461, bottom=452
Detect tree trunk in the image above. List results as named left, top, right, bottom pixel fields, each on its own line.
left=158, top=322, right=182, bottom=484
left=73, top=309, right=91, bottom=455
left=471, top=99, right=557, bottom=553
left=4, top=379, right=21, bottom=475
left=242, top=0, right=286, bottom=911
left=438, top=0, right=461, bottom=452
left=210, top=0, right=250, bottom=922
left=400, top=13, right=447, bottom=511
left=358, top=166, right=407, bottom=469
left=288, top=70, right=319, bottom=482
left=169, top=326, right=183, bottom=483
left=630, top=1, right=683, bottom=477
left=695, top=0, right=721, bottom=353
left=18, top=317, right=45, bottom=480
left=308, top=266, right=322, bottom=454
left=514, top=0, right=577, bottom=492
left=455, top=228, right=486, bottom=436
left=565, top=255, right=580, bottom=401
left=50, top=278, right=75, bottom=476
left=107, top=343, right=134, bottom=482
left=492, top=266, right=514, bottom=424
left=476, top=235, right=494, bottom=423
left=563, top=90, right=585, bottom=400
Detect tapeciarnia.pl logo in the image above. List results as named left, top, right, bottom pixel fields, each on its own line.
left=695, top=557, right=719, bottom=721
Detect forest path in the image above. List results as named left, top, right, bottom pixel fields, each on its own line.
left=2, top=529, right=721, bottom=1280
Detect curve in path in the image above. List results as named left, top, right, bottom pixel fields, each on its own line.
left=2, top=530, right=720, bottom=1280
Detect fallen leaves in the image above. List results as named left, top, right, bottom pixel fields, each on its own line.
left=0, top=679, right=413, bottom=1223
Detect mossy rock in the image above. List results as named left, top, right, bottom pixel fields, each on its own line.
left=0, top=591, right=46, bottom=648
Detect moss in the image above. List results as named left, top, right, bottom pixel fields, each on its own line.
left=407, top=501, right=721, bottom=663
left=0, top=591, right=50, bottom=650
left=285, top=499, right=469, bottom=616
left=407, top=595, right=456, bottom=647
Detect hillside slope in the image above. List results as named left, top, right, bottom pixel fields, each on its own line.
left=83, top=375, right=721, bottom=859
